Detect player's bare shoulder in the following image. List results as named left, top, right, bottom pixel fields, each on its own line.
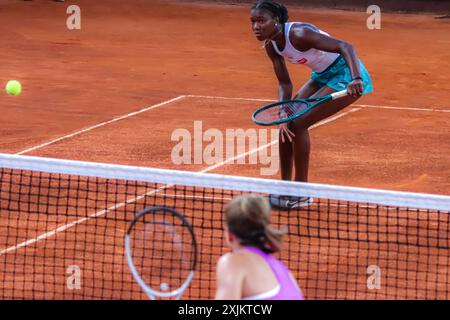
left=291, top=22, right=319, bottom=37
left=289, top=23, right=320, bottom=50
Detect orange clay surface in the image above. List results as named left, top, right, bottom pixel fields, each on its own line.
left=0, top=0, right=449, bottom=300
left=1, top=0, right=449, bottom=193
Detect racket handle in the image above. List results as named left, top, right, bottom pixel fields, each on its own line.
left=330, top=90, right=348, bottom=100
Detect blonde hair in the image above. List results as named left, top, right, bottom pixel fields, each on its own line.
left=225, top=194, right=287, bottom=253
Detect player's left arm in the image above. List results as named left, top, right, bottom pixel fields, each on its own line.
left=291, top=27, right=363, bottom=97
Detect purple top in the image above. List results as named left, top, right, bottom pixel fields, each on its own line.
left=242, top=246, right=305, bottom=300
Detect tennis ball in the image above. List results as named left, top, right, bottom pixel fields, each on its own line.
left=5, top=80, right=22, bottom=96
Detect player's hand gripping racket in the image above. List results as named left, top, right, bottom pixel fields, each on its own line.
left=252, top=89, right=349, bottom=126
left=125, top=206, right=197, bottom=300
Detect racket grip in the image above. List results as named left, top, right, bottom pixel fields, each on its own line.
left=331, top=90, right=348, bottom=100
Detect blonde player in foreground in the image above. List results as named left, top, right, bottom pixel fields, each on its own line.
left=215, top=194, right=304, bottom=300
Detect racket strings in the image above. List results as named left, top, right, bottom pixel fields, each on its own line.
left=254, top=101, right=310, bottom=123
left=130, top=213, right=195, bottom=292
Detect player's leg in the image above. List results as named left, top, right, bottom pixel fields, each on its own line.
left=279, top=79, right=322, bottom=181
left=270, top=86, right=360, bottom=210
left=271, top=55, right=372, bottom=210
left=291, top=85, right=360, bottom=183
left=270, top=80, right=322, bottom=210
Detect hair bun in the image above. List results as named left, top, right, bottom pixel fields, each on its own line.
left=278, top=3, right=289, bottom=24
left=252, top=1, right=289, bottom=24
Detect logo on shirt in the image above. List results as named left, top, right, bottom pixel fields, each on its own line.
left=296, top=58, right=308, bottom=64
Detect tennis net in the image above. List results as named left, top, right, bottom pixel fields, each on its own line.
left=0, top=153, right=449, bottom=299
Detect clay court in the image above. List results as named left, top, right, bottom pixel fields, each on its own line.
left=0, top=0, right=449, bottom=300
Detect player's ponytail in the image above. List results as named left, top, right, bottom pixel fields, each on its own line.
left=225, top=194, right=287, bottom=253
left=278, top=3, right=289, bottom=24
left=252, top=1, right=290, bottom=24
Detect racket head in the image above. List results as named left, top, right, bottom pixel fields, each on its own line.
left=125, top=206, right=197, bottom=299
left=252, top=90, right=348, bottom=126
left=252, top=99, right=314, bottom=126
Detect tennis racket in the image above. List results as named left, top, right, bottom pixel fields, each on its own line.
left=125, top=206, right=197, bottom=300
left=252, top=89, right=349, bottom=126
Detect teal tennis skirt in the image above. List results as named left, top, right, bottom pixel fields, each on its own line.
left=311, top=55, right=373, bottom=94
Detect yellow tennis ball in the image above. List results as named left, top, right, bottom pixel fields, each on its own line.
left=6, top=80, right=22, bottom=96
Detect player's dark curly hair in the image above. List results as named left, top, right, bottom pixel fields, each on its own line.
left=251, top=1, right=289, bottom=24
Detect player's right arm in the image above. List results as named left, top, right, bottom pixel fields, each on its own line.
left=265, top=42, right=295, bottom=142
left=265, top=42, right=293, bottom=101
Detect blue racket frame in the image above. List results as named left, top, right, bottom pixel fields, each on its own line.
left=252, top=89, right=349, bottom=126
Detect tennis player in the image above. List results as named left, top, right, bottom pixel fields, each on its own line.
left=215, top=194, right=304, bottom=300
left=251, top=1, right=373, bottom=209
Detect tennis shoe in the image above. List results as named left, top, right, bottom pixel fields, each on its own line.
left=268, top=194, right=313, bottom=210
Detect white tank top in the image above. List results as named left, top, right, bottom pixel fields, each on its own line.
left=271, top=22, right=340, bottom=73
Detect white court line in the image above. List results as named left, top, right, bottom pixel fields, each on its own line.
left=355, top=104, right=450, bottom=113
left=0, top=108, right=360, bottom=255
left=16, top=95, right=187, bottom=155
left=16, top=94, right=449, bottom=156
left=0, top=184, right=170, bottom=256
left=200, top=107, right=361, bottom=172
left=186, top=94, right=274, bottom=103
left=186, top=94, right=450, bottom=113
